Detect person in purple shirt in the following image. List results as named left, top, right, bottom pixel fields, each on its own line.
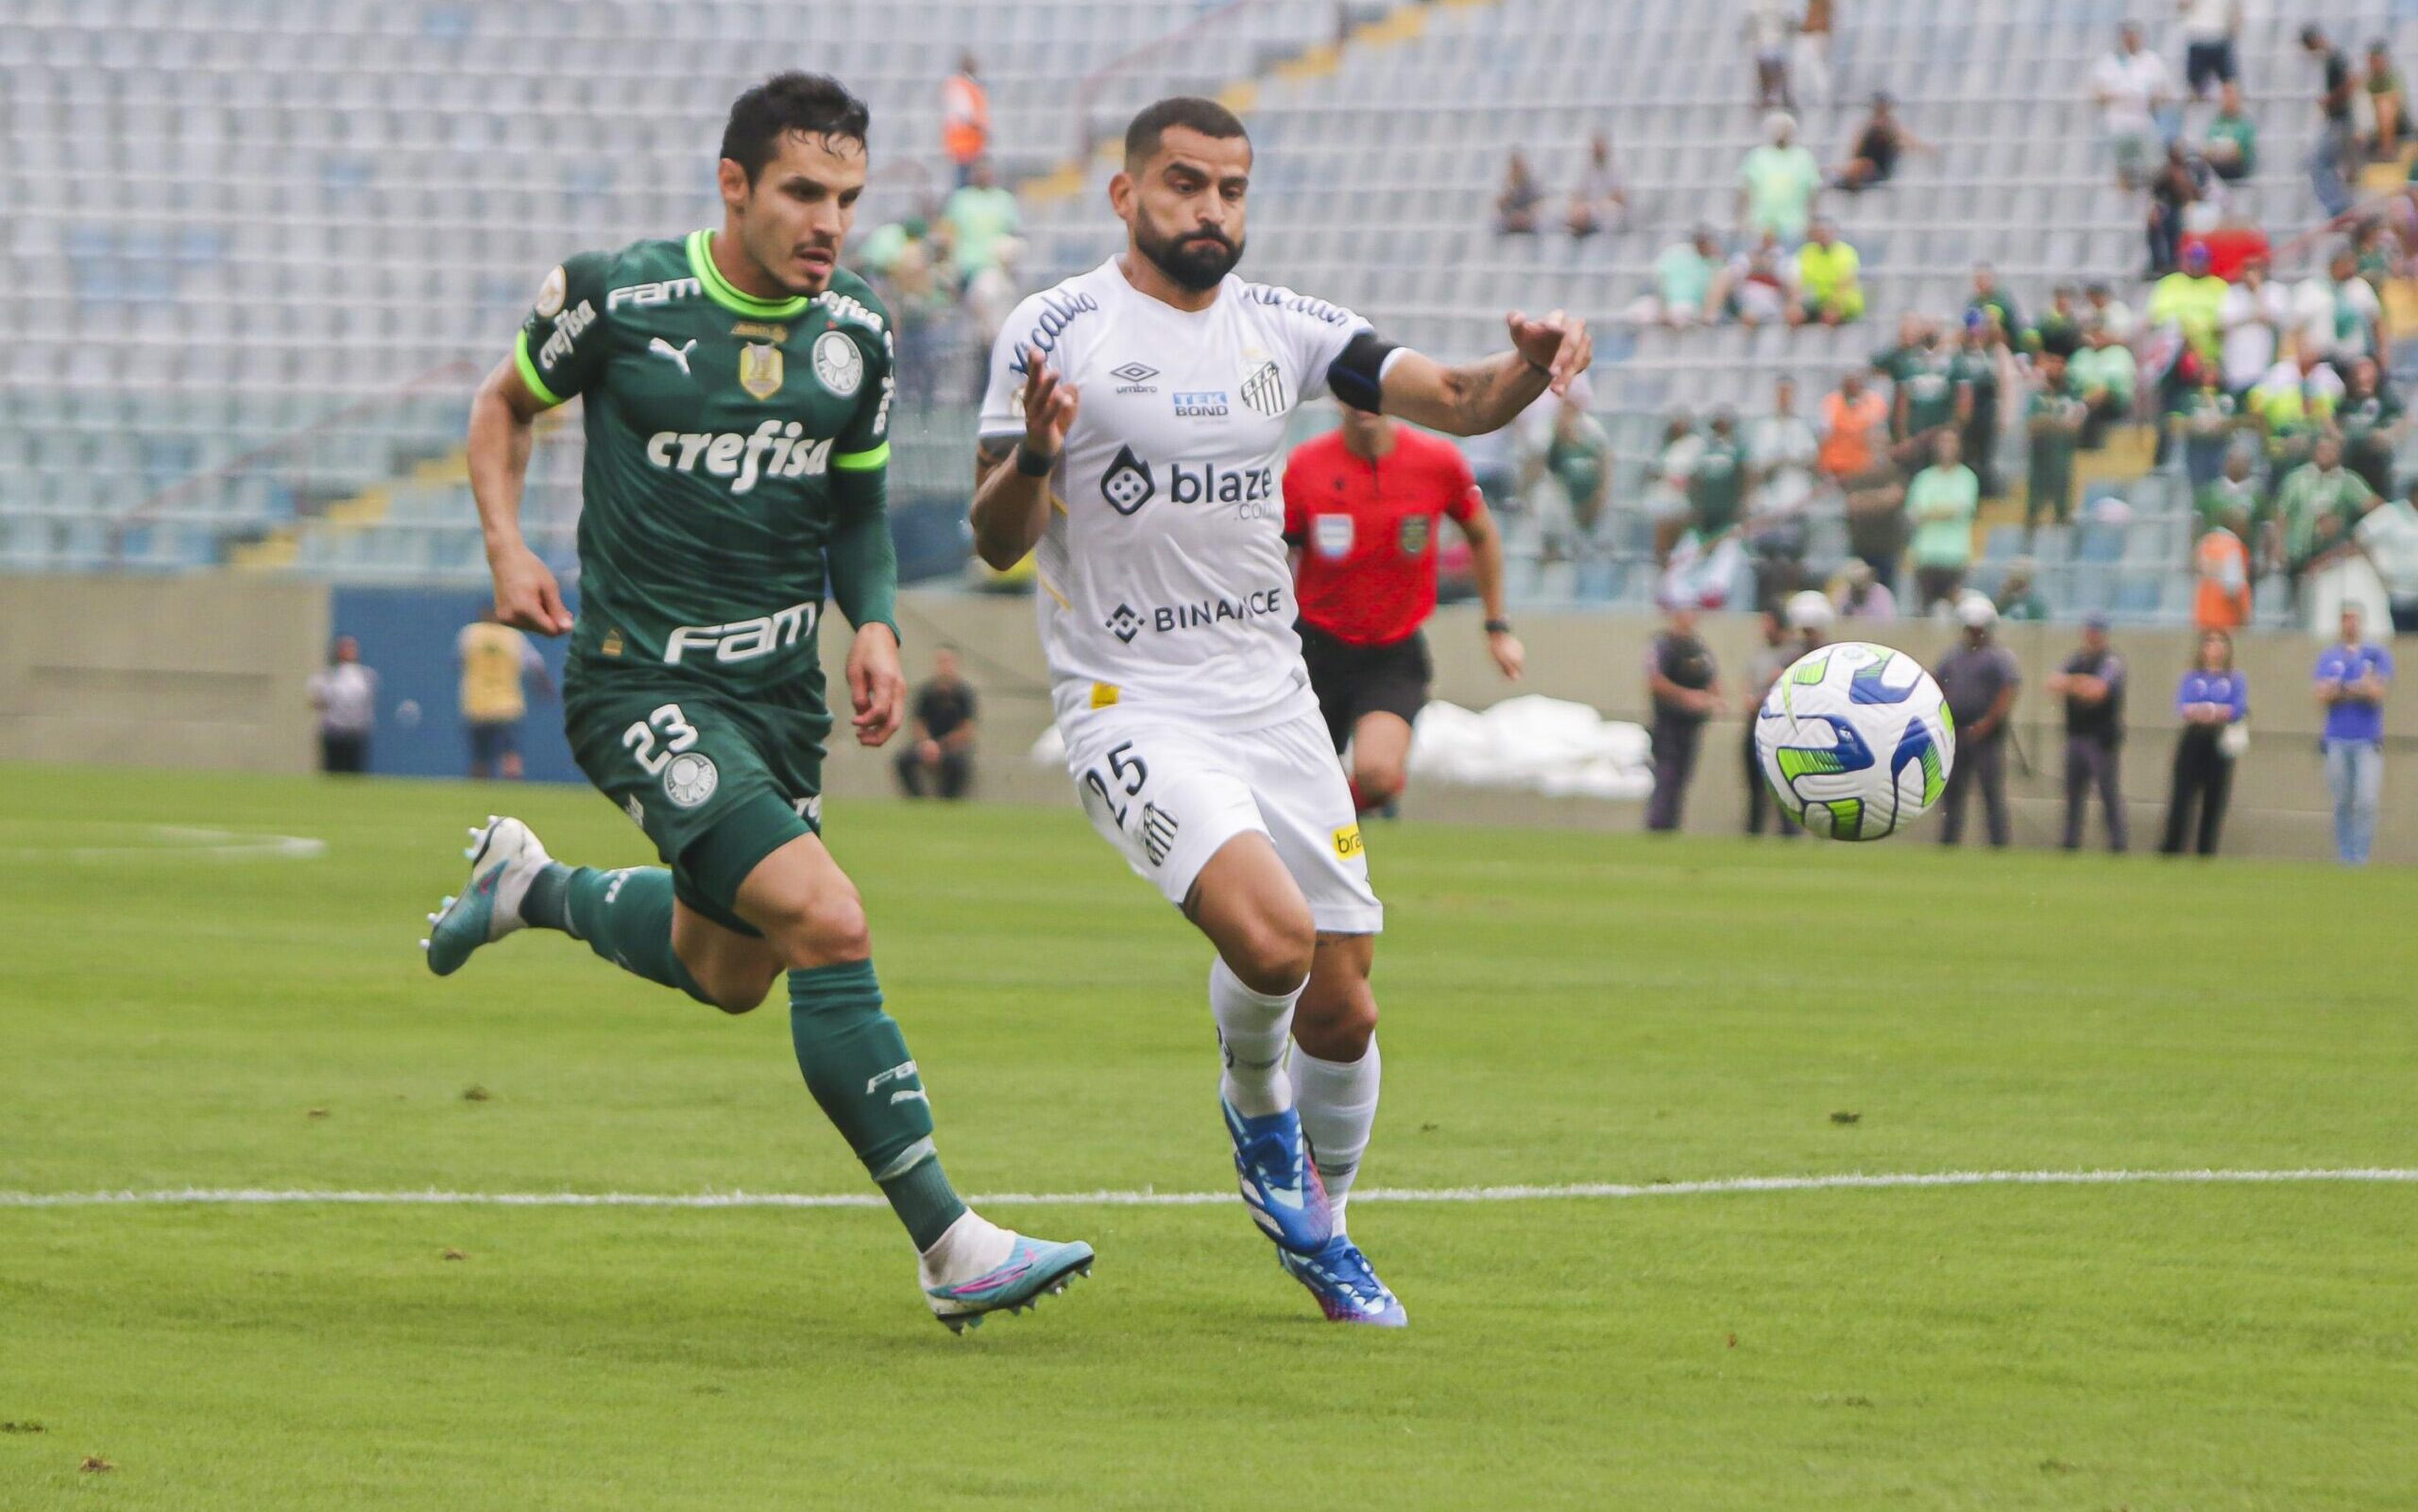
left=2315, top=605, right=2393, bottom=864
left=2161, top=629, right=2249, bottom=857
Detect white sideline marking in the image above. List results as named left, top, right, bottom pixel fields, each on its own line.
left=0, top=824, right=326, bottom=861
left=3, top=1168, right=2412, bottom=1211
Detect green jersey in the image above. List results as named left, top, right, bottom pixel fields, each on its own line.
left=513, top=231, right=896, bottom=700
left=2273, top=464, right=2374, bottom=564
left=2026, top=381, right=2087, bottom=501
left=1687, top=436, right=1749, bottom=535
left=2337, top=390, right=2402, bottom=464
left=1895, top=348, right=1962, bottom=436
left=2197, top=473, right=2261, bottom=531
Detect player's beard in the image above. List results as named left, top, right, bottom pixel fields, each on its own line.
left=1136, top=218, right=1243, bottom=293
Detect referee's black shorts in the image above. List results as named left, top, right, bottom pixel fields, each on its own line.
left=1298, top=622, right=1433, bottom=754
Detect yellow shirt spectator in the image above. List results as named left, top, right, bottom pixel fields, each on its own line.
left=2148, top=268, right=2229, bottom=364
left=1796, top=235, right=1864, bottom=321
left=458, top=620, right=541, bottom=724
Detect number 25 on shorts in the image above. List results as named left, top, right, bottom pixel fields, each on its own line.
left=1081, top=739, right=1149, bottom=825
left=622, top=704, right=699, bottom=775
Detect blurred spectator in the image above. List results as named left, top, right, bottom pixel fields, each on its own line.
left=2161, top=629, right=2248, bottom=857
left=2085, top=280, right=2140, bottom=344
left=962, top=234, right=1026, bottom=373
left=2026, top=350, right=2088, bottom=535
left=2171, top=370, right=2242, bottom=493
left=1796, top=0, right=1835, bottom=106
left=1689, top=409, right=1751, bottom=547
left=1792, top=219, right=1864, bottom=325
left=2178, top=0, right=2241, bottom=101
left=2071, top=321, right=2138, bottom=450
left=309, top=636, right=376, bottom=775
left=1906, top=431, right=1980, bottom=612
left=2145, top=143, right=2205, bottom=277
left=2149, top=242, right=2228, bottom=456
left=2048, top=614, right=2130, bottom=852
left=1567, top=133, right=1627, bottom=239
left=1832, top=557, right=1899, bottom=621
left=1646, top=411, right=1704, bottom=563
left=1746, top=0, right=1796, bottom=110
left=2219, top=257, right=2289, bottom=397
left=2293, top=244, right=2386, bottom=367
left=2030, top=284, right=2086, bottom=359
left=2336, top=357, right=2403, bottom=497
left=1637, top=226, right=1724, bottom=326
left=1995, top=558, right=2051, bottom=621
left=1821, top=371, right=1900, bottom=587
left=1831, top=93, right=1929, bottom=193
left=1533, top=395, right=1613, bottom=562
left=2353, top=216, right=2403, bottom=292
left=2304, top=25, right=2358, bottom=218
left=1747, top=377, right=1821, bottom=603
left=1496, top=149, right=1545, bottom=235
left=2314, top=605, right=2392, bottom=864
left=1740, top=606, right=1803, bottom=838
left=2204, top=78, right=2256, bottom=180
left=942, top=157, right=1020, bottom=280
left=2358, top=483, right=2418, bottom=633
left=1933, top=596, right=2020, bottom=848
left=1716, top=230, right=1796, bottom=327
left=1966, top=263, right=2021, bottom=340
left=2197, top=448, right=2260, bottom=536
left=2275, top=434, right=2375, bottom=586
left=2251, top=351, right=2343, bottom=509
left=894, top=647, right=978, bottom=800
left=1953, top=315, right=2013, bottom=500
left=2193, top=510, right=2254, bottom=631
left=874, top=220, right=954, bottom=408
left=942, top=55, right=991, bottom=188
left=2092, top=23, right=2172, bottom=192
left=1876, top=315, right=1963, bottom=461
left=1644, top=603, right=1722, bottom=832
left=457, top=608, right=551, bottom=780
left=1736, top=112, right=1822, bottom=245
left=2367, top=40, right=2407, bottom=161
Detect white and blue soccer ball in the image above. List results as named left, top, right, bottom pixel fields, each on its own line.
left=1753, top=640, right=1954, bottom=841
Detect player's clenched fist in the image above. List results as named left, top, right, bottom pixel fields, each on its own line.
left=1021, top=346, right=1081, bottom=457
left=1506, top=309, right=1593, bottom=398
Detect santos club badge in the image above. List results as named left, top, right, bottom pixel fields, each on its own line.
left=811, top=330, right=863, bottom=398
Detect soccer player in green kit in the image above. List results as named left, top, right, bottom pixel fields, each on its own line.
left=423, top=73, right=1092, bottom=1332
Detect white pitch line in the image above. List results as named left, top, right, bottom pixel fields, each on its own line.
left=2, top=1168, right=2413, bottom=1211
left=0, top=824, right=326, bottom=861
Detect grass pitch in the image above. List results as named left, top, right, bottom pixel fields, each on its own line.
left=1, top=765, right=2412, bottom=1510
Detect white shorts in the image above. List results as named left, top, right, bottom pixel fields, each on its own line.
left=1060, top=705, right=1384, bottom=935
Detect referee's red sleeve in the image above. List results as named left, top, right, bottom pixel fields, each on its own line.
left=1444, top=444, right=1482, bottom=522
left=1282, top=453, right=1308, bottom=542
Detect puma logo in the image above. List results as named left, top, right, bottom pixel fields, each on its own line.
left=650, top=336, right=697, bottom=375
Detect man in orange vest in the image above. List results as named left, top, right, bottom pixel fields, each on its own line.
left=2194, top=518, right=2253, bottom=631
left=942, top=55, right=990, bottom=188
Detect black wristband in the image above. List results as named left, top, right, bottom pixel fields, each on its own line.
left=1484, top=619, right=1513, bottom=635
left=1014, top=444, right=1055, bottom=477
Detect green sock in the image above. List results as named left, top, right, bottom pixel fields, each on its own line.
left=543, top=865, right=715, bottom=1008
left=790, top=960, right=968, bottom=1250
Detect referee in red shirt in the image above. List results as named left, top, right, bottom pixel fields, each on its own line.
left=1284, top=406, right=1525, bottom=813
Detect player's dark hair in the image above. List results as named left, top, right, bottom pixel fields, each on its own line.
left=1124, top=96, right=1249, bottom=166
left=722, top=73, right=870, bottom=182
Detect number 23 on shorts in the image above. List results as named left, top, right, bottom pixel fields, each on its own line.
left=622, top=703, right=699, bottom=774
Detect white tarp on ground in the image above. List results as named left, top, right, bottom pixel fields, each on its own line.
left=1411, top=695, right=1654, bottom=800
left=1030, top=695, right=1655, bottom=802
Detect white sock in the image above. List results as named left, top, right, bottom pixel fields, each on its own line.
left=1210, top=956, right=1306, bottom=1118
left=917, top=1209, right=1014, bottom=1288
left=1294, top=1035, right=1382, bottom=1233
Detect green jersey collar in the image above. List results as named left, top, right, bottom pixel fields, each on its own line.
left=686, top=230, right=812, bottom=319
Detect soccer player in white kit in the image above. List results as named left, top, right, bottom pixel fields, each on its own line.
left=969, top=98, right=1592, bottom=1326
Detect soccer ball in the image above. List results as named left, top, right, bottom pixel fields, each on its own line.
left=1754, top=641, right=1954, bottom=841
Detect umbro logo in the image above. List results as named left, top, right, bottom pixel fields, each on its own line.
left=1109, top=362, right=1159, bottom=384
left=1104, top=603, right=1144, bottom=643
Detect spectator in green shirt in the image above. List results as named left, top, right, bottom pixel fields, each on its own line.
left=2335, top=357, right=2404, bottom=496
left=1735, top=111, right=1823, bottom=244
left=1953, top=315, right=2013, bottom=500
left=2069, top=321, right=2137, bottom=449
left=1637, top=226, right=1724, bottom=327
left=2275, top=435, right=2376, bottom=577
left=2204, top=79, right=2257, bottom=180
left=1994, top=557, right=2052, bottom=622
left=2029, top=284, right=2086, bottom=358
left=2026, top=351, right=2089, bottom=535
left=2197, top=449, right=2262, bottom=537
left=2170, top=372, right=2242, bottom=491
left=2367, top=40, right=2406, bottom=161
left=1689, top=410, right=1752, bottom=539
left=1966, top=263, right=2021, bottom=341
left=1907, top=431, right=1981, bottom=612
left=940, top=156, right=1020, bottom=280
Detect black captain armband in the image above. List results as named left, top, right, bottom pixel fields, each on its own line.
left=1325, top=331, right=1403, bottom=413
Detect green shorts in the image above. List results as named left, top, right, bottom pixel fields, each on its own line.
left=564, top=669, right=831, bottom=933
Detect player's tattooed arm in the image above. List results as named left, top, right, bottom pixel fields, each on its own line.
left=1376, top=310, right=1592, bottom=436
left=970, top=346, right=1078, bottom=569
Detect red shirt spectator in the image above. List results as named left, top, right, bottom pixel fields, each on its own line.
left=2185, top=223, right=2272, bottom=282
left=1284, top=423, right=1483, bottom=646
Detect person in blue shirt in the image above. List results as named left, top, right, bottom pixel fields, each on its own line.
left=2161, top=629, right=2249, bottom=856
left=2315, top=605, right=2394, bottom=864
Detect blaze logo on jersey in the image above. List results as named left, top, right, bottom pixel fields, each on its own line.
left=810, top=330, right=862, bottom=397
left=739, top=342, right=784, bottom=400
left=1101, top=446, right=1156, bottom=515
left=1240, top=360, right=1286, bottom=417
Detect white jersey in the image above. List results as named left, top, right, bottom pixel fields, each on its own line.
left=980, top=258, right=1373, bottom=730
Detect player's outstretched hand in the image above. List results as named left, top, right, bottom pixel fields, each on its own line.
left=1506, top=309, right=1593, bottom=397
left=1488, top=627, right=1527, bottom=681
left=848, top=623, right=907, bottom=747
left=1021, top=345, right=1081, bottom=456
left=491, top=544, right=572, bottom=635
